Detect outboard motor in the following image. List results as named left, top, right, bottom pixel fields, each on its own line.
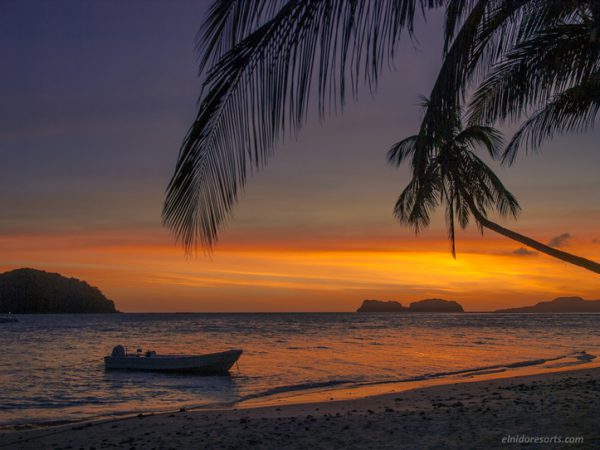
left=111, top=345, right=126, bottom=357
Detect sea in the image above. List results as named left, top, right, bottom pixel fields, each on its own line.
left=1, top=313, right=600, bottom=428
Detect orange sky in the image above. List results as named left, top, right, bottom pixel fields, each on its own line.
left=2, top=222, right=598, bottom=312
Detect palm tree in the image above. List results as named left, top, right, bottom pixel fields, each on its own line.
left=163, top=0, right=600, bottom=273
left=389, top=115, right=600, bottom=273
left=410, top=0, right=600, bottom=272
left=416, top=0, right=600, bottom=164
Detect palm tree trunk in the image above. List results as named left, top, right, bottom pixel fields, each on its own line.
left=466, top=201, right=600, bottom=275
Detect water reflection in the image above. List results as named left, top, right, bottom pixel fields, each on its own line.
left=2, top=313, right=600, bottom=426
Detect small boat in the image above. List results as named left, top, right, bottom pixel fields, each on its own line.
left=0, top=313, right=18, bottom=323
left=104, top=345, right=242, bottom=374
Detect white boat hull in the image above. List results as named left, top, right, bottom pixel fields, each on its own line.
left=104, top=349, right=242, bottom=374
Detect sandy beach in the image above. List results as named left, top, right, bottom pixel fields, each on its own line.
left=2, top=366, right=598, bottom=449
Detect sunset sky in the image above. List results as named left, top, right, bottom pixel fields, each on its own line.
left=1, top=0, right=599, bottom=312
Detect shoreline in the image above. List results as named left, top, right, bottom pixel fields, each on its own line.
left=236, top=354, right=600, bottom=409
left=2, top=363, right=599, bottom=449
left=2, top=351, right=596, bottom=432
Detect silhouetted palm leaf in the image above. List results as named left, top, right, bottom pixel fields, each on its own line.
left=505, top=73, right=600, bottom=163
left=468, top=22, right=600, bottom=122
left=164, top=0, right=443, bottom=251
left=197, top=0, right=288, bottom=75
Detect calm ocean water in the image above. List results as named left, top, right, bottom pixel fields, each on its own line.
left=1, top=313, right=600, bottom=427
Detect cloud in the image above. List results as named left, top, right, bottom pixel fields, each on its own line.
left=512, top=247, right=537, bottom=256
left=547, top=233, right=571, bottom=248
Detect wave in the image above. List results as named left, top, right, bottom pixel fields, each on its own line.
left=237, top=351, right=597, bottom=404
left=286, top=345, right=331, bottom=350
left=358, top=351, right=595, bottom=384
left=238, top=379, right=356, bottom=402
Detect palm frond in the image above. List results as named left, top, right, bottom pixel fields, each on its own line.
left=504, top=73, right=600, bottom=164
left=416, top=0, right=587, bottom=171
left=444, top=194, right=457, bottom=257
left=459, top=151, right=520, bottom=219
left=394, top=166, right=441, bottom=233
left=452, top=125, right=504, bottom=159
left=443, top=0, right=480, bottom=53
left=197, top=0, right=287, bottom=75
left=165, top=0, right=444, bottom=251
left=387, top=135, right=418, bottom=167
left=455, top=192, right=470, bottom=229
left=468, top=23, right=600, bottom=126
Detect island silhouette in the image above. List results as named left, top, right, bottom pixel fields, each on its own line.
left=0, top=268, right=117, bottom=313
left=494, top=296, right=600, bottom=313
left=357, top=296, right=600, bottom=313
left=357, top=299, right=464, bottom=313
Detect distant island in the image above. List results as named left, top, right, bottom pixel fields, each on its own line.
left=357, top=298, right=464, bottom=313
left=357, top=300, right=405, bottom=312
left=0, top=268, right=117, bottom=313
left=494, top=296, right=600, bottom=313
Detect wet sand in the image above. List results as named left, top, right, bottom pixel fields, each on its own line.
left=1, top=366, right=598, bottom=449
